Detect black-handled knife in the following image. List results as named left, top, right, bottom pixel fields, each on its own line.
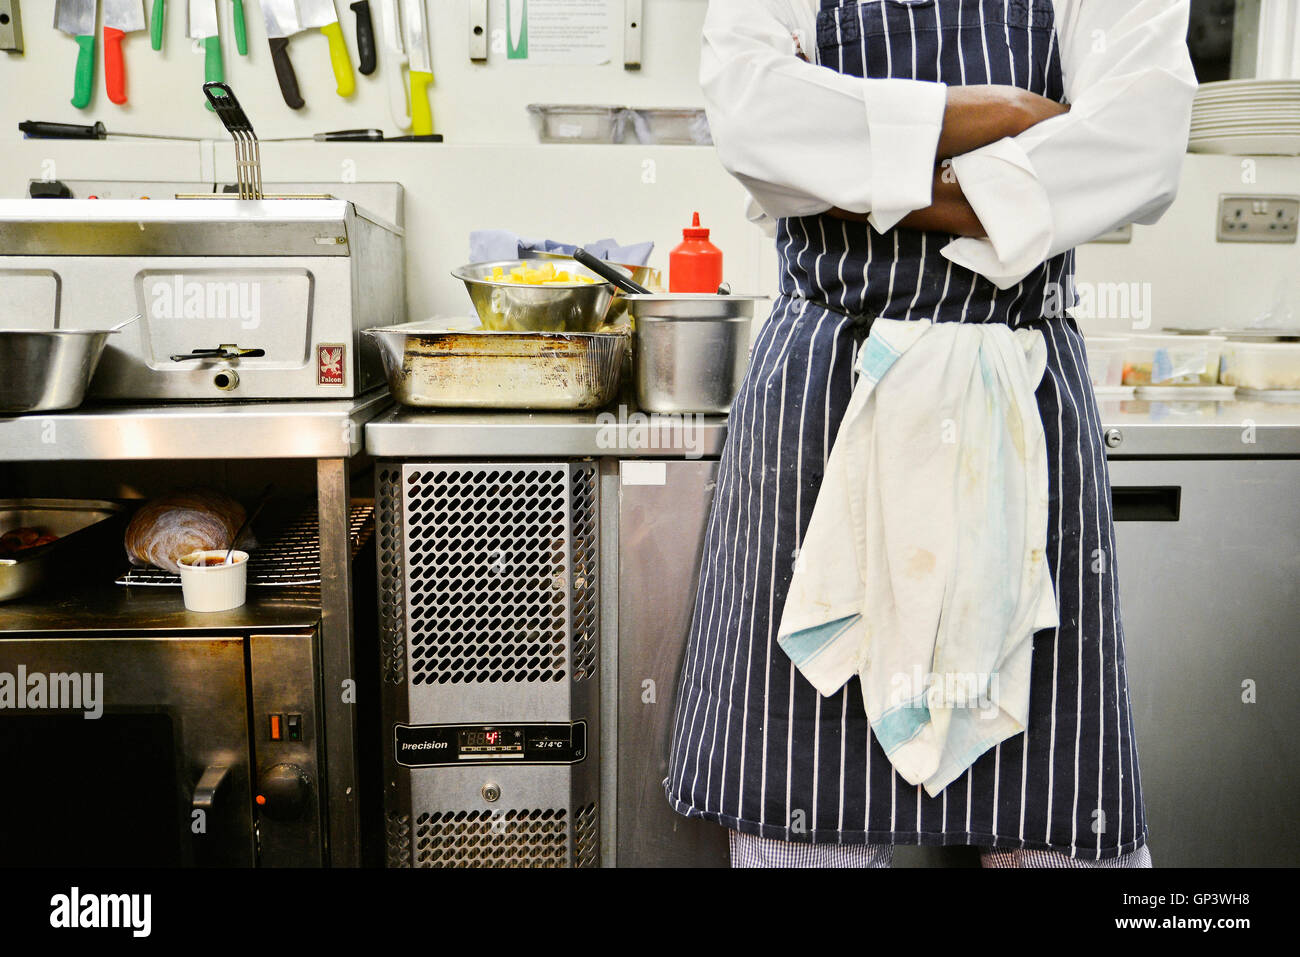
left=19, top=119, right=200, bottom=141
left=351, top=1, right=377, bottom=75
left=268, top=37, right=305, bottom=110
left=19, top=120, right=108, bottom=139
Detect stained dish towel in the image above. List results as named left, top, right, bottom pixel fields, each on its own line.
left=776, top=317, right=1059, bottom=797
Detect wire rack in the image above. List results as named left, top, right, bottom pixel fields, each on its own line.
left=116, top=503, right=374, bottom=588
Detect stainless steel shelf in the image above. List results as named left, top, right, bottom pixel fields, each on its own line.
left=0, top=391, right=391, bottom=462
left=0, top=582, right=324, bottom=635
left=365, top=406, right=729, bottom=459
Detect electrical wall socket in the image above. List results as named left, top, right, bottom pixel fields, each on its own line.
left=1217, top=195, right=1299, bottom=243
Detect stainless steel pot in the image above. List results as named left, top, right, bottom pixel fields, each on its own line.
left=632, top=315, right=749, bottom=413
left=0, top=328, right=120, bottom=414
left=624, top=294, right=765, bottom=413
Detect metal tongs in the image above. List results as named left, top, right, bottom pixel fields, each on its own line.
left=202, top=82, right=264, bottom=200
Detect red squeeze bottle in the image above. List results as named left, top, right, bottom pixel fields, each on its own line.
left=669, top=212, right=724, bottom=293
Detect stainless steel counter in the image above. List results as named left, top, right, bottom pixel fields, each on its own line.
left=366, top=398, right=1300, bottom=459
left=1095, top=397, right=1300, bottom=457
left=365, top=407, right=729, bottom=458
left=0, top=391, right=390, bottom=462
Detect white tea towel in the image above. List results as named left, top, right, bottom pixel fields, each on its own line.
left=776, top=318, right=1058, bottom=796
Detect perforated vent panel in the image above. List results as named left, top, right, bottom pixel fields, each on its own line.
left=412, top=805, right=597, bottom=868
left=401, top=465, right=598, bottom=686
left=377, top=469, right=407, bottom=686
left=570, top=465, right=598, bottom=681
left=574, top=801, right=599, bottom=868
left=385, top=812, right=412, bottom=868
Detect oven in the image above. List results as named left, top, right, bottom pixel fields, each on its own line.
left=0, top=628, right=324, bottom=867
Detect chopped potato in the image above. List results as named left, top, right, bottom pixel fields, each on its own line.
left=486, top=261, right=597, bottom=286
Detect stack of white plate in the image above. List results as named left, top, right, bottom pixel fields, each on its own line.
left=1189, top=79, right=1300, bottom=155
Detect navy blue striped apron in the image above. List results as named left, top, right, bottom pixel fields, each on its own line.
left=664, top=0, right=1147, bottom=859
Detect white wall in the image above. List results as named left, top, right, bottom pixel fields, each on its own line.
left=2, top=1, right=1298, bottom=331
left=1, top=0, right=708, bottom=143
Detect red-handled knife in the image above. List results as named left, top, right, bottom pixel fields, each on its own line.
left=104, top=0, right=148, bottom=105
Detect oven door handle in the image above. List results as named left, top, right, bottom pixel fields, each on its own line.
left=192, top=765, right=231, bottom=811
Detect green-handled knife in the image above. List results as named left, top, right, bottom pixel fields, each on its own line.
left=188, top=0, right=222, bottom=111
left=54, top=0, right=98, bottom=109
left=229, top=0, right=246, bottom=55
left=151, top=0, right=164, bottom=49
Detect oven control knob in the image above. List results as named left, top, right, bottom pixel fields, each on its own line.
left=256, top=764, right=311, bottom=821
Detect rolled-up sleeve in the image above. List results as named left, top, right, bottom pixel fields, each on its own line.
left=702, top=0, right=947, bottom=233
left=942, top=0, right=1198, bottom=288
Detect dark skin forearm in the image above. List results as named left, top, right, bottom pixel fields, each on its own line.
left=830, top=167, right=986, bottom=237
left=828, top=85, right=1070, bottom=238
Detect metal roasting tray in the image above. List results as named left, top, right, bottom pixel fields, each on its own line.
left=115, top=503, right=374, bottom=587
left=1, top=499, right=126, bottom=602
left=366, top=320, right=629, bottom=410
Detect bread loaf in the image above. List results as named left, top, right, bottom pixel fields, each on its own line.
left=125, top=489, right=246, bottom=573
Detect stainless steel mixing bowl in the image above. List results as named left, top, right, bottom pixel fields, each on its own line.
left=0, top=328, right=119, bottom=414
left=452, top=260, right=626, bottom=333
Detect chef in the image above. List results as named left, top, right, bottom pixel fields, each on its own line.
left=665, top=0, right=1197, bottom=867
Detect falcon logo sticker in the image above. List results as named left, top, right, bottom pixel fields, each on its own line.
left=318, top=344, right=345, bottom=385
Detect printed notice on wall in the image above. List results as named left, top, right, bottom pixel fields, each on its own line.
left=505, top=0, right=613, bottom=65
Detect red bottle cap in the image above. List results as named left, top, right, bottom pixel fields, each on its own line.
left=683, top=211, right=710, bottom=240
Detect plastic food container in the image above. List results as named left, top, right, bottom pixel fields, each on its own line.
left=527, top=104, right=627, bottom=143
left=629, top=108, right=712, bottom=145
left=1083, top=336, right=1129, bottom=388
left=178, top=549, right=249, bottom=612
left=1218, top=341, right=1300, bottom=390
left=1122, top=333, right=1226, bottom=386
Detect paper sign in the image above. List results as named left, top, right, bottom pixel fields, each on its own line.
left=506, top=0, right=612, bottom=65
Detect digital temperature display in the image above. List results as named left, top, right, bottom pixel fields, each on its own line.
left=458, top=728, right=524, bottom=755
left=395, top=722, right=587, bottom=767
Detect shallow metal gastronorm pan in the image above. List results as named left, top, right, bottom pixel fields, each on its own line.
left=366, top=320, right=629, bottom=410
left=0, top=499, right=125, bottom=602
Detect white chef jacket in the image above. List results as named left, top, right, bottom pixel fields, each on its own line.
left=701, top=0, right=1199, bottom=288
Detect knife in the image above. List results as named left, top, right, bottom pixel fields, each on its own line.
left=262, top=0, right=304, bottom=109
left=229, top=0, right=246, bottom=55
left=299, top=0, right=355, bottom=98
left=54, top=0, right=98, bottom=109
left=19, top=120, right=381, bottom=141
left=151, top=0, right=164, bottom=49
left=350, top=1, right=375, bottom=74
left=188, top=0, right=222, bottom=111
left=400, top=0, right=432, bottom=136
left=377, top=0, right=410, bottom=130
left=103, top=0, right=146, bottom=104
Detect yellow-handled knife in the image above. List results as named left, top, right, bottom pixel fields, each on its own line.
left=299, top=0, right=355, bottom=97
left=400, top=0, right=433, bottom=136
